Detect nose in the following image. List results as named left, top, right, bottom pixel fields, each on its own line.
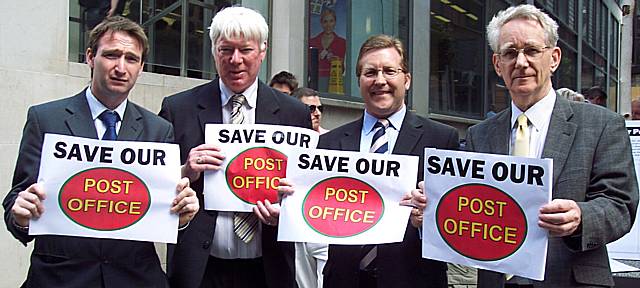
left=373, top=71, right=387, bottom=85
left=114, top=56, right=126, bottom=74
left=230, top=49, right=243, bottom=64
left=514, top=51, right=529, bottom=68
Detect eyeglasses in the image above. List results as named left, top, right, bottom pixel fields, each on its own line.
left=307, top=105, right=324, bottom=113
left=361, top=67, right=404, bottom=79
left=497, top=46, right=550, bottom=62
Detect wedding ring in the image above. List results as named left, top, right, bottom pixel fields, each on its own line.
left=196, top=157, right=203, bottom=164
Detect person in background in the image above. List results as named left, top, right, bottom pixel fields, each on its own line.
left=557, top=87, right=588, bottom=103
left=632, top=99, right=640, bottom=120
left=292, top=87, right=330, bottom=134
left=4, top=16, right=198, bottom=288
left=584, top=86, right=607, bottom=107
left=269, top=71, right=299, bottom=95
left=159, top=7, right=311, bottom=288
left=309, top=8, right=346, bottom=92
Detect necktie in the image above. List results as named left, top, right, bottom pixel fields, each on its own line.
left=513, top=114, right=529, bottom=157
left=359, top=119, right=390, bottom=270
left=99, top=111, right=119, bottom=140
left=229, top=94, right=259, bottom=243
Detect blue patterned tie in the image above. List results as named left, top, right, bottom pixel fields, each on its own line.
left=360, top=118, right=390, bottom=270
left=99, top=111, right=119, bottom=140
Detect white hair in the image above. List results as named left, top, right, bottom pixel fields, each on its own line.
left=486, top=4, right=559, bottom=52
left=209, top=6, right=269, bottom=54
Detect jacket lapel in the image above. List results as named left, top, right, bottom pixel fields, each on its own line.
left=256, top=81, right=281, bottom=125
left=541, top=96, right=576, bottom=186
left=197, top=80, right=224, bottom=135
left=490, top=110, right=511, bottom=155
left=64, top=91, right=99, bottom=139
left=392, top=112, right=421, bottom=155
left=339, top=119, right=363, bottom=152
left=118, top=103, right=143, bottom=141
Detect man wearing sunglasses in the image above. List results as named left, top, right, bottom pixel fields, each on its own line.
left=292, top=87, right=330, bottom=134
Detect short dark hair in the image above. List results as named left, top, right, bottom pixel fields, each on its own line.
left=291, top=87, right=318, bottom=99
left=88, top=16, right=149, bottom=62
left=585, top=86, right=607, bottom=100
left=356, top=34, right=408, bottom=77
left=269, top=71, right=299, bottom=91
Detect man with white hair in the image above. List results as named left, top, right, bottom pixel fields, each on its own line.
left=159, top=7, right=311, bottom=288
left=468, top=4, right=638, bottom=287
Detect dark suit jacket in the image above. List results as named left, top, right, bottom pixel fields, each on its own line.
left=159, top=79, right=312, bottom=288
left=2, top=90, right=174, bottom=288
left=319, top=111, right=459, bottom=288
left=467, top=96, right=639, bottom=287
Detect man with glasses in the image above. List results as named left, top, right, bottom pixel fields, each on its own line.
left=464, top=4, right=637, bottom=287
left=159, top=6, right=310, bottom=288
left=292, top=87, right=330, bottom=134
left=319, top=34, right=459, bottom=288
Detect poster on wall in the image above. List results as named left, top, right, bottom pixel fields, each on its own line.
left=308, top=0, right=347, bottom=94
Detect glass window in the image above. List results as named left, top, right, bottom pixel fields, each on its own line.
left=555, top=44, right=577, bottom=90
left=581, top=61, right=594, bottom=92
left=306, top=0, right=410, bottom=100
left=69, top=0, right=269, bottom=80
left=429, top=0, right=485, bottom=119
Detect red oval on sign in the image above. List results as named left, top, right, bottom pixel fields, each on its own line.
left=226, top=147, right=286, bottom=204
left=303, top=177, right=384, bottom=237
left=59, top=167, right=150, bottom=231
left=436, top=183, right=527, bottom=261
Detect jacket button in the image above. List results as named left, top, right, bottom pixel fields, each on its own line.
left=203, top=240, right=211, bottom=249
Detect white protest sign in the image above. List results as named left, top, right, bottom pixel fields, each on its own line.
left=30, top=134, right=181, bottom=243
left=422, top=148, right=551, bottom=280
left=608, top=121, right=640, bottom=260
left=278, top=148, right=418, bottom=245
left=204, top=124, right=319, bottom=212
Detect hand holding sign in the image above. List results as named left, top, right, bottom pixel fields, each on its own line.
left=182, top=144, right=225, bottom=182
left=538, top=199, right=582, bottom=237
left=172, top=177, right=199, bottom=227
left=11, top=183, right=46, bottom=227
left=399, top=181, right=426, bottom=228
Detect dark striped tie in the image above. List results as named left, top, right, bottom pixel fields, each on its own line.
left=229, top=94, right=259, bottom=243
left=360, top=118, right=390, bottom=270
left=98, top=111, right=119, bottom=140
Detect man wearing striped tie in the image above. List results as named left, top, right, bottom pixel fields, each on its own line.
left=317, top=34, right=459, bottom=288
left=159, top=6, right=311, bottom=288
left=409, top=4, right=638, bottom=288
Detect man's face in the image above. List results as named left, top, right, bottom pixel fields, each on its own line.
left=300, top=96, right=323, bottom=131
left=358, top=47, right=411, bottom=119
left=214, top=37, right=266, bottom=94
left=492, top=18, right=561, bottom=111
left=271, top=83, right=292, bottom=95
left=86, top=31, right=144, bottom=108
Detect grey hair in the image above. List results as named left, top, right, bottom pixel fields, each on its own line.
left=486, top=4, right=559, bottom=52
left=557, top=88, right=587, bottom=103
left=209, top=6, right=269, bottom=54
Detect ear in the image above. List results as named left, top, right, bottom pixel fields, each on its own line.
left=492, top=53, right=502, bottom=77
left=404, top=72, right=412, bottom=91
left=549, top=46, right=561, bottom=73
left=86, top=48, right=95, bottom=69
left=138, top=62, right=144, bottom=76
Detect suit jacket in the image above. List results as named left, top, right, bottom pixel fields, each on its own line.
left=2, top=90, right=174, bottom=288
left=159, top=79, right=312, bottom=288
left=467, top=95, right=639, bottom=287
left=319, top=111, right=459, bottom=288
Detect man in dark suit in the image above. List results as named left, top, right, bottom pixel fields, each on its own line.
left=468, top=4, right=637, bottom=287
left=3, top=16, right=198, bottom=288
left=316, top=34, right=458, bottom=288
left=159, top=7, right=311, bottom=288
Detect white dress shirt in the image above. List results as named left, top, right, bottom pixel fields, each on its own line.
left=509, top=88, right=556, bottom=158
left=86, top=87, right=127, bottom=138
left=359, top=105, right=406, bottom=153
left=210, top=78, right=263, bottom=259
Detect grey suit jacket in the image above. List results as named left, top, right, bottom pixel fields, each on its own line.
left=2, top=90, right=174, bottom=288
left=467, top=95, right=638, bottom=287
left=319, top=111, right=459, bottom=288
left=159, top=79, right=311, bottom=288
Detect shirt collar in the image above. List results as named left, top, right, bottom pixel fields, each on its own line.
left=510, top=87, right=556, bottom=130
left=220, top=78, right=258, bottom=109
left=363, top=105, right=406, bottom=135
left=85, top=87, right=128, bottom=121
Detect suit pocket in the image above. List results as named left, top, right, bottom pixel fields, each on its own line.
left=572, top=264, right=614, bottom=286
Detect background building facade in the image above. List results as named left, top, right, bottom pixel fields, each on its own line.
left=0, top=0, right=631, bottom=286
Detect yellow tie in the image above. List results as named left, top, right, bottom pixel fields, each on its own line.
left=513, top=114, right=529, bottom=157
